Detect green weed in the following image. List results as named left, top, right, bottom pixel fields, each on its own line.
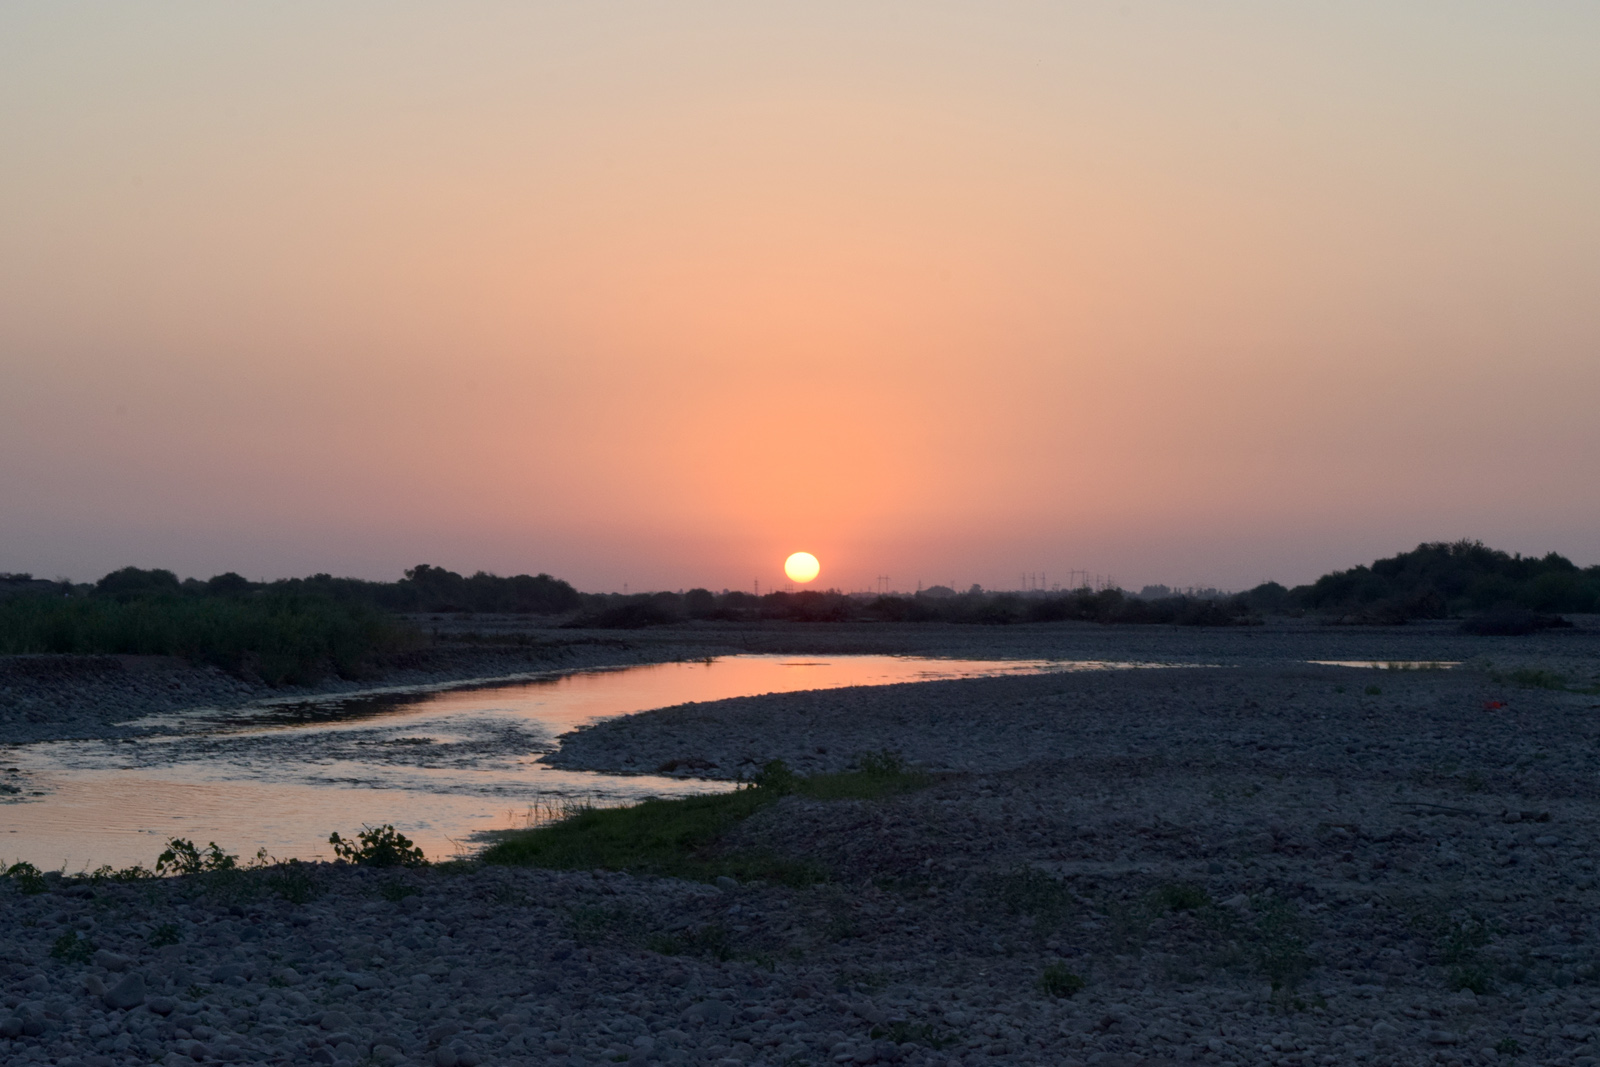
left=85, top=863, right=153, bottom=883
left=992, top=867, right=1076, bottom=934
left=1253, top=897, right=1314, bottom=1005
left=265, top=859, right=320, bottom=903
left=1039, top=964, right=1086, bottom=998
left=50, top=931, right=96, bottom=963
left=378, top=880, right=419, bottom=902
left=1508, top=668, right=1569, bottom=690
left=1151, top=882, right=1211, bottom=913
left=568, top=904, right=644, bottom=943
left=148, top=922, right=181, bottom=947
left=869, top=1021, right=955, bottom=1049
left=646, top=924, right=732, bottom=960
left=4, top=861, right=46, bottom=894
left=1364, top=685, right=1383, bottom=696
left=1448, top=964, right=1494, bottom=995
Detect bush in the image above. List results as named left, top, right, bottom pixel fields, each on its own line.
left=5, top=861, right=46, bottom=894
left=155, top=839, right=238, bottom=876
left=329, top=825, right=427, bottom=867
left=1294, top=541, right=1600, bottom=618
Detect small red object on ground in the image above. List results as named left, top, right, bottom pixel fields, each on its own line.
left=1483, top=700, right=1506, bottom=710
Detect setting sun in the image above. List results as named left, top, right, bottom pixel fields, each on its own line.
left=784, top=552, right=821, bottom=584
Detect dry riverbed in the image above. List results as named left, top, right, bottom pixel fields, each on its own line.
left=4, top=621, right=1600, bottom=1066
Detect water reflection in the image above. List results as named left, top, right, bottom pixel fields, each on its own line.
left=1308, top=660, right=1459, bottom=670
left=0, top=654, right=1167, bottom=870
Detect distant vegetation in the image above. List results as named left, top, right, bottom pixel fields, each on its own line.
left=0, top=540, right=1589, bottom=674
left=0, top=563, right=579, bottom=684
left=0, top=586, right=415, bottom=685
left=565, top=584, right=1267, bottom=628
left=565, top=541, right=1595, bottom=629
left=1287, top=541, right=1600, bottom=624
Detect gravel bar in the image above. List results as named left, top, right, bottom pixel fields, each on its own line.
left=4, top=620, right=1600, bottom=1065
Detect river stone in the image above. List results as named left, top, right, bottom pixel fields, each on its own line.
left=92, top=949, right=132, bottom=971
left=103, top=972, right=146, bottom=1010
left=684, top=1000, right=735, bottom=1026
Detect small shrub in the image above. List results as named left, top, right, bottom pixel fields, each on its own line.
left=1253, top=897, right=1314, bottom=1002
left=1364, top=685, right=1382, bottom=696
left=148, top=922, right=181, bottom=947
left=378, top=880, right=418, bottom=903
left=646, top=924, right=731, bottom=960
left=1152, top=882, right=1211, bottom=913
left=265, top=859, right=320, bottom=903
left=857, top=749, right=908, bottom=777
left=1039, top=964, right=1086, bottom=998
left=569, top=904, right=644, bottom=943
left=994, top=867, right=1077, bottom=934
left=5, top=861, right=46, bottom=894
left=85, top=863, right=152, bottom=883
left=869, top=1021, right=954, bottom=1049
left=1508, top=668, right=1568, bottom=690
left=1449, top=964, right=1494, bottom=995
left=1495, top=1037, right=1523, bottom=1055
left=155, top=839, right=238, bottom=876
left=328, top=825, right=426, bottom=867
left=50, top=930, right=96, bottom=963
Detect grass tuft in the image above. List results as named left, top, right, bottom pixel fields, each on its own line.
left=1039, top=964, right=1086, bottom=998
left=50, top=930, right=96, bottom=963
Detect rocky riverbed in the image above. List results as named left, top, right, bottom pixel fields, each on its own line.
left=4, top=621, right=1600, bottom=1066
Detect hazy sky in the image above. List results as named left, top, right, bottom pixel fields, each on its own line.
left=4, top=3, right=1598, bottom=593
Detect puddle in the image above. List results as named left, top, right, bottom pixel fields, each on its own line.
left=1309, top=661, right=1460, bottom=670
left=1, top=654, right=1181, bottom=870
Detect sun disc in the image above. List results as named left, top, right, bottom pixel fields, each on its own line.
left=784, top=551, right=820, bottom=584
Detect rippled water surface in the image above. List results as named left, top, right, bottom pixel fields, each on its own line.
left=1, top=654, right=1158, bottom=870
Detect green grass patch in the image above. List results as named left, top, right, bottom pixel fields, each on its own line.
left=1508, top=667, right=1570, bottom=690
left=481, top=753, right=928, bottom=883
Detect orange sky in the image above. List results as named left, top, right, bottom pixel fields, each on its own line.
left=3, top=4, right=1598, bottom=592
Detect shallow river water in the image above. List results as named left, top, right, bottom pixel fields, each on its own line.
left=0, top=654, right=1164, bottom=871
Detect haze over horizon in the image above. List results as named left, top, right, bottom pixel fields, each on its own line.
left=4, top=4, right=1598, bottom=595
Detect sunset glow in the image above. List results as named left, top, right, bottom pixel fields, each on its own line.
left=2, top=5, right=1598, bottom=590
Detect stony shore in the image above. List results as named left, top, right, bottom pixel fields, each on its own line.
left=4, top=620, right=1600, bottom=1066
